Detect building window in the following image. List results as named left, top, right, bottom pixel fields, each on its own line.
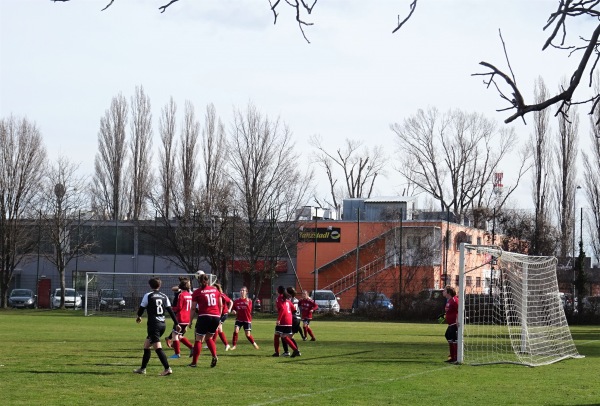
left=466, top=276, right=472, bottom=287
left=476, top=277, right=481, bottom=288
left=455, top=231, right=471, bottom=251
left=477, top=236, right=482, bottom=246
left=455, top=275, right=459, bottom=287
left=407, top=236, right=421, bottom=248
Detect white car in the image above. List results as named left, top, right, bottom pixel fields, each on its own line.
left=310, top=290, right=340, bottom=314
left=51, top=288, right=82, bottom=309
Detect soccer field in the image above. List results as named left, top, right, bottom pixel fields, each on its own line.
left=1, top=310, right=598, bottom=406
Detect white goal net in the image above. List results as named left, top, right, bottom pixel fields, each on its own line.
left=457, top=244, right=583, bottom=366
left=84, top=272, right=217, bottom=317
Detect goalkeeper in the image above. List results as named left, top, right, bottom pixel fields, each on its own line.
left=442, top=286, right=459, bottom=363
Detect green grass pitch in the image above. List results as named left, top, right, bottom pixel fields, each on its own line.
left=0, top=310, right=598, bottom=405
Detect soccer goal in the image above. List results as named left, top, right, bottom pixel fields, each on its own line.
left=84, top=272, right=217, bottom=317
left=457, top=243, right=583, bottom=366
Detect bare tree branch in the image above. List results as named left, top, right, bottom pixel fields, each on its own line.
left=392, top=0, right=417, bottom=34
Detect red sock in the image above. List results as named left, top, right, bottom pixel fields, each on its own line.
left=283, top=336, right=297, bottom=351
left=307, top=326, right=315, bottom=339
left=193, top=341, right=202, bottom=364
left=180, top=337, right=193, bottom=349
left=206, top=337, right=217, bottom=357
left=273, top=335, right=280, bottom=353
left=451, top=343, right=458, bottom=361
left=247, top=334, right=255, bottom=344
left=232, top=332, right=239, bottom=347
left=219, top=331, right=229, bottom=346
left=173, top=340, right=181, bottom=354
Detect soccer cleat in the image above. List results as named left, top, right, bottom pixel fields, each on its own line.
left=271, top=353, right=280, bottom=357
left=159, top=367, right=173, bottom=376
left=187, top=363, right=197, bottom=367
left=210, top=356, right=218, bottom=368
left=169, top=354, right=180, bottom=359
left=302, top=337, right=307, bottom=341
left=290, top=350, right=301, bottom=358
left=310, top=337, right=316, bottom=341
left=225, top=344, right=231, bottom=351
left=133, top=368, right=146, bottom=375
left=230, top=345, right=237, bottom=350
left=282, top=352, right=290, bottom=357
left=165, top=338, right=172, bottom=348
left=252, top=342, right=259, bottom=350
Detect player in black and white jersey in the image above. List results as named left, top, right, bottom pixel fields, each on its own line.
left=133, top=278, right=180, bottom=376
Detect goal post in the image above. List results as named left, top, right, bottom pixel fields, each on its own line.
left=457, top=243, right=583, bottom=366
left=84, top=272, right=217, bottom=317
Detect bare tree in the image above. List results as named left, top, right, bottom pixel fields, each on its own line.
left=40, top=156, right=95, bottom=309
left=0, top=116, right=47, bottom=308
left=146, top=100, right=202, bottom=276
left=197, top=104, right=234, bottom=289
left=91, top=94, right=129, bottom=220
left=391, top=108, right=528, bottom=222
left=157, top=97, right=177, bottom=220
left=554, top=80, right=579, bottom=259
left=128, top=85, right=153, bottom=221
left=530, top=78, right=553, bottom=255
left=310, top=136, right=386, bottom=211
left=583, top=88, right=600, bottom=264
left=228, top=102, right=312, bottom=295
left=178, top=101, right=200, bottom=217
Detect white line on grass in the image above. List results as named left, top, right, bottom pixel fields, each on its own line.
left=248, top=365, right=454, bottom=406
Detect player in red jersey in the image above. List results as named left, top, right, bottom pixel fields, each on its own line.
left=230, top=286, right=259, bottom=350
left=211, top=283, right=233, bottom=351
left=273, top=285, right=300, bottom=358
left=169, top=279, right=194, bottom=358
left=298, top=290, right=318, bottom=341
left=189, top=273, right=222, bottom=368
left=442, top=285, right=459, bottom=363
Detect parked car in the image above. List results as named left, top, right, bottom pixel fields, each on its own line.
left=352, top=292, right=394, bottom=313
left=410, top=289, right=446, bottom=320
left=8, top=288, right=36, bottom=309
left=98, top=288, right=126, bottom=311
left=310, top=290, right=340, bottom=314
left=51, top=288, right=82, bottom=309
left=581, top=296, right=600, bottom=315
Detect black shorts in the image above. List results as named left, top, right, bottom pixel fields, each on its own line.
left=275, top=325, right=293, bottom=336
left=220, top=313, right=229, bottom=324
left=292, top=318, right=301, bottom=334
left=302, top=318, right=312, bottom=325
left=195, top=315, right=220, bottom=336
left=147, top=323, right=166, bottom=344
left=235, top=320, right=252, bottom=331
left=445, top=324, right=458, bottom=342
left=174, top=323, right=189, bottom=336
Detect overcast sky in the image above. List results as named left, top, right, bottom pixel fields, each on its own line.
left=1, top=1, right=595, bottom=210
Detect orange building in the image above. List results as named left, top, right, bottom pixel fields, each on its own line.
left=295, top=217, right=497, bottom=310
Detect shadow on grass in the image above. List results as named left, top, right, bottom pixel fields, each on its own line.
left=25, top=370, right=116, bottom=375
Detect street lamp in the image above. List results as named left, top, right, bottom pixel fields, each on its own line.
left=313, top=213, right=318, bottom=294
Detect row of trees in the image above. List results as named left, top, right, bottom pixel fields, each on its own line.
left=4, top=76, right=600, bottom=307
